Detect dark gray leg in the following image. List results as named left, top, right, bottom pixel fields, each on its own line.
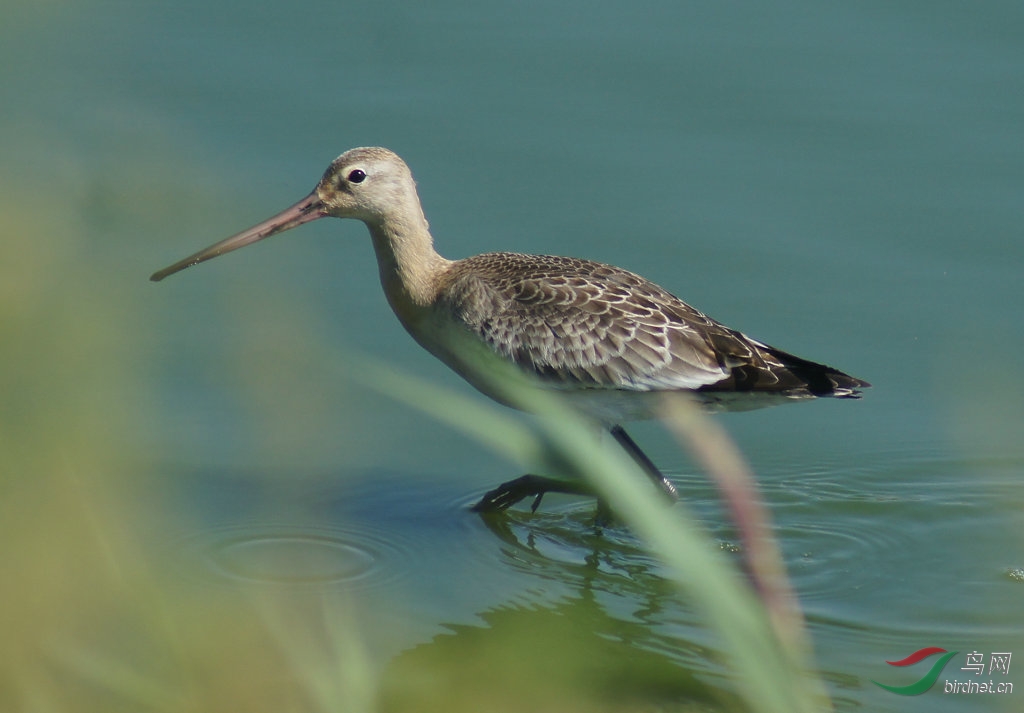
left=609, top=425, right=679, bottom=501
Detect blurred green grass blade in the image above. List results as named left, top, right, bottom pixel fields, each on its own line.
left=256, top=594, right=377, bottom=713
left=531, top=402, right=827, bottom=713
left=660, top=395, right=806, bottom=656
left=49, top=645, right=183, bottom=712
left=351, top=350, right=829, bottom=713
left=340, top=353, right=543, bottom=465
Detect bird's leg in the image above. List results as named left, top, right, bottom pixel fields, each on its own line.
left=609, top=425, right=679, bottom=502
left=471, top=427, right=676, bottom=515
left=471, top=475, right=596, bottom=513
left=593, top=497, right=615, bottom=528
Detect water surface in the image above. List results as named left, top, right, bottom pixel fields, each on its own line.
left=3, top=1, right=1023, bottom=710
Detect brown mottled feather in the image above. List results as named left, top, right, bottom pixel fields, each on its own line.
left=439, top=253, right=868, bottom=401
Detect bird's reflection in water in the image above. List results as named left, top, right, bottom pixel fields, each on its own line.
left=377, top=505, right=744, bottom=712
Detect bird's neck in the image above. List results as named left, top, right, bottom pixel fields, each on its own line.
left=367, top=214, right=451, bottom=319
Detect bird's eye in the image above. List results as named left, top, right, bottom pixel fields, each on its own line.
left=347, top=169, right=366, bottom=183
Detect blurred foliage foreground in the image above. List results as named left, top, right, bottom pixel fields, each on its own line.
left=1, top=170, right=822, bottom=713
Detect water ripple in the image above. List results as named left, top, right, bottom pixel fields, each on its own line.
left=777, top=515, right=914, bottom=606
left=174, top=521, right=412, bottom=591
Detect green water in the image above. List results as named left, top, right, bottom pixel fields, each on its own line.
left=3, top=1, right=1023, bottom=711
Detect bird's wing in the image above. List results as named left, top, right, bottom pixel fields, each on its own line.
left=442, top=253, right=789, bottom=393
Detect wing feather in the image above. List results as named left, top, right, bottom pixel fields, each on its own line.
left=441, top=253, right=731, bottom=391
left=435, top=252, right=869, bottom=404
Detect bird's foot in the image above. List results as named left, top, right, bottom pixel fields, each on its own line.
left=471, top=475, right=595, bottom=513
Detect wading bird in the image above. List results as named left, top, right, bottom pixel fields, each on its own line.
left=152, top=147, right=869, bottom=512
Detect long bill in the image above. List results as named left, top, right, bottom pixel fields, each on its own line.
left=150, top=191, right=326, bottom=282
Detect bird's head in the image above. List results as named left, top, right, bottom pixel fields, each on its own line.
left=150, top=146, right=419, bottom=282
